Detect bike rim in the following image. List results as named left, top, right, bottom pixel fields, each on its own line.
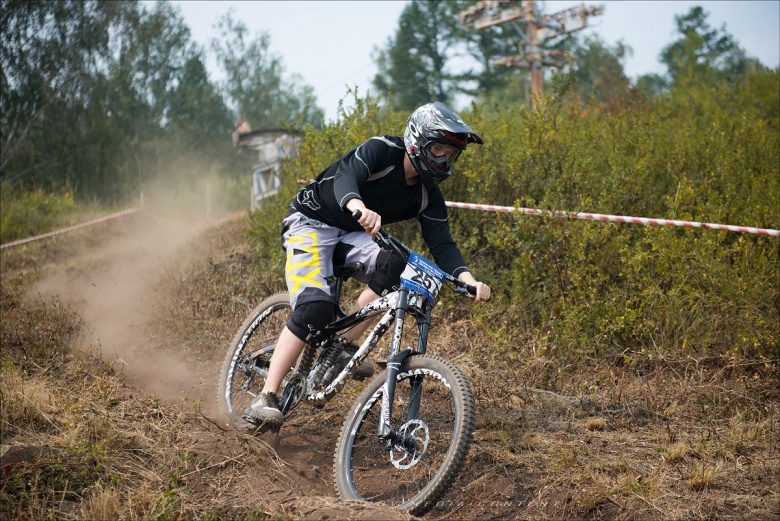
left=225, top=302, right=291, bottom=419
left=343, top=367, right=462, bottom=509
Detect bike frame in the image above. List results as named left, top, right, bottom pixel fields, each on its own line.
left=294, top=283, right=432, bottom=440
left=271, top=226, right=472, bottom=444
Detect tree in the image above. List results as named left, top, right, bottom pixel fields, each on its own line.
left=569, top=35, right=631, bottom=104
left=372, top=0, right=602, bottom=112
left=166, top=55, right=231, bottom=140
left=0, top=0, right=131, bottom=187
left=1, top=0, right=235, bottom=201
left=448, top=0, right=523, bottom=105
left=659, top=6, right=747, bottom=87
left=372, top=0, right=463, bottom=112
left=211, top=12, right=324, bottom=130
left=633, top=73, right=668, bottom=99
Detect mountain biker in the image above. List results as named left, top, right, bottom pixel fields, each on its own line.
left=243, top=101, right=492, bottom=427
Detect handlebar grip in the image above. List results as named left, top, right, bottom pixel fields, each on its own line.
left=463, top=282, right=491, bottom=301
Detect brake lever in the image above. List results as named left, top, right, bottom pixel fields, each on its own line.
left=444, top=274, right=477, bottom=297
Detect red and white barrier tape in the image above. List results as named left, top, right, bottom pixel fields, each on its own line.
left=445, top=201, right=779, bottom=237
left=301, top=180, right=780, bottom=237
left=0, top=207, right=142, bottom=249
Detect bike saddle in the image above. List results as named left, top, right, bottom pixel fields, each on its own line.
left=332, top=241, right=365, bottom=278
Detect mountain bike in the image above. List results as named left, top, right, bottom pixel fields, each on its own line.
left=217, top=213, right=480, bottom=516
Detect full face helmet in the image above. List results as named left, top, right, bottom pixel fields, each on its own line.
left=404, top=101, right=483, bottom=188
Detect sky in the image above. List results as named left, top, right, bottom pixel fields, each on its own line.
left=170, top=1, right=780, bottom=123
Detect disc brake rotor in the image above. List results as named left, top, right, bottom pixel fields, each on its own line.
left=390, top=419, right=429, bottom=469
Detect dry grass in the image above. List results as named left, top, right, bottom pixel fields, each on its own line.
left=423, top=310, right=779, bottom=520
left=77, top=484, right=123, bottom=520
left=661, top=441, right=689, bottom=463
left=586, top=417, right=607, bottom=431
left=686, top=463, right=723, bottom=491
left=0, top=364, right=58, bottom=431
left=2, top=216, right=778, bottom=521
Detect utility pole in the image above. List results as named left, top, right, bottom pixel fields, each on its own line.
left=459, top=0, right=604, bottom=106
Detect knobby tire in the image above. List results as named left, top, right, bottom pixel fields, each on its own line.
left=333, top=355, right=475, bottom=517
left=217, top=293, right=292, bottom=429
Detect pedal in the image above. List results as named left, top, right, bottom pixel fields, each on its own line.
left=243, top=416, right=282, bottom=434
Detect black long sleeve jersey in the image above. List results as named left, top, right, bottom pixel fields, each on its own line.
left=290, top=135, right=469, bottom=278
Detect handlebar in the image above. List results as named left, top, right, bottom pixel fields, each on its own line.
left=351, top=209, right=478, bottom=298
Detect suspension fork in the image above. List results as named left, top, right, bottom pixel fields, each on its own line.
left=406, top=307, right=432, bottom=421
left=378, top=287, right=411, bottom=439
left=378, top=289, right=433, bottom=439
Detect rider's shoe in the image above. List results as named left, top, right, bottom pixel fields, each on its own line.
left=338, top=343, right=375, bottom=379
left=242, top=392, right=284, bottom=426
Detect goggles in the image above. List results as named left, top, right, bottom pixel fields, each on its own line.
left=424, top=142, right=461, bottom=171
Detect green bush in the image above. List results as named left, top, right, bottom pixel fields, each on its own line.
left=0, top=186, right=76, bottom=243
left=245, top=71, right=779, bottom=364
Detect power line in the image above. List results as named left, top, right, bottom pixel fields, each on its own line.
left=315, top=62, right=375, bottom=96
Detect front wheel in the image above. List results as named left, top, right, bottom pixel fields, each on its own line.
left=217, top=293, right=292, bottom=429
left=333, top=355, right=475, bottom=517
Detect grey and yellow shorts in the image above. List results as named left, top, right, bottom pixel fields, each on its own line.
left=281, top=212, right=381, bottom=310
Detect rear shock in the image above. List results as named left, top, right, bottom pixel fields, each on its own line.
left=311, top=340, right=340, bottom=388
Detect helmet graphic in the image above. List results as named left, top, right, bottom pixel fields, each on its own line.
left=404, top=101, right=483, bottom=188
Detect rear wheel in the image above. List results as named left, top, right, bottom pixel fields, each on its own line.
left=333, top=355, right=475, bottom=516
left=217, top=293, right=292, bottom=429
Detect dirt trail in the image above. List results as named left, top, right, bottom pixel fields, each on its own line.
left=16, top=209, right=779, bottom=520
left=31, top=210, right=218, bottom=408
left=29, top=209, right=413, bottom=520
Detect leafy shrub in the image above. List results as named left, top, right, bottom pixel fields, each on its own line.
left=0, top=186, right=75, bottom=243
left=245, top=71, right=779, bottom=364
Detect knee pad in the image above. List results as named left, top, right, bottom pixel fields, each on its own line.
left=287, top=300, right=337, bottom=341
left=368, top=250, right=406, bottom=296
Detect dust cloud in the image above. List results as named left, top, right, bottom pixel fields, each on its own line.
left=32, top=202, right=229, bottom=413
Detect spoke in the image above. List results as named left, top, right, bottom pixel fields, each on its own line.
left=347, top=370, right=457, bottom=505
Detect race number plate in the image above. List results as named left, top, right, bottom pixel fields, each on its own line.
left=400, top=252, right=445, bottom=303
